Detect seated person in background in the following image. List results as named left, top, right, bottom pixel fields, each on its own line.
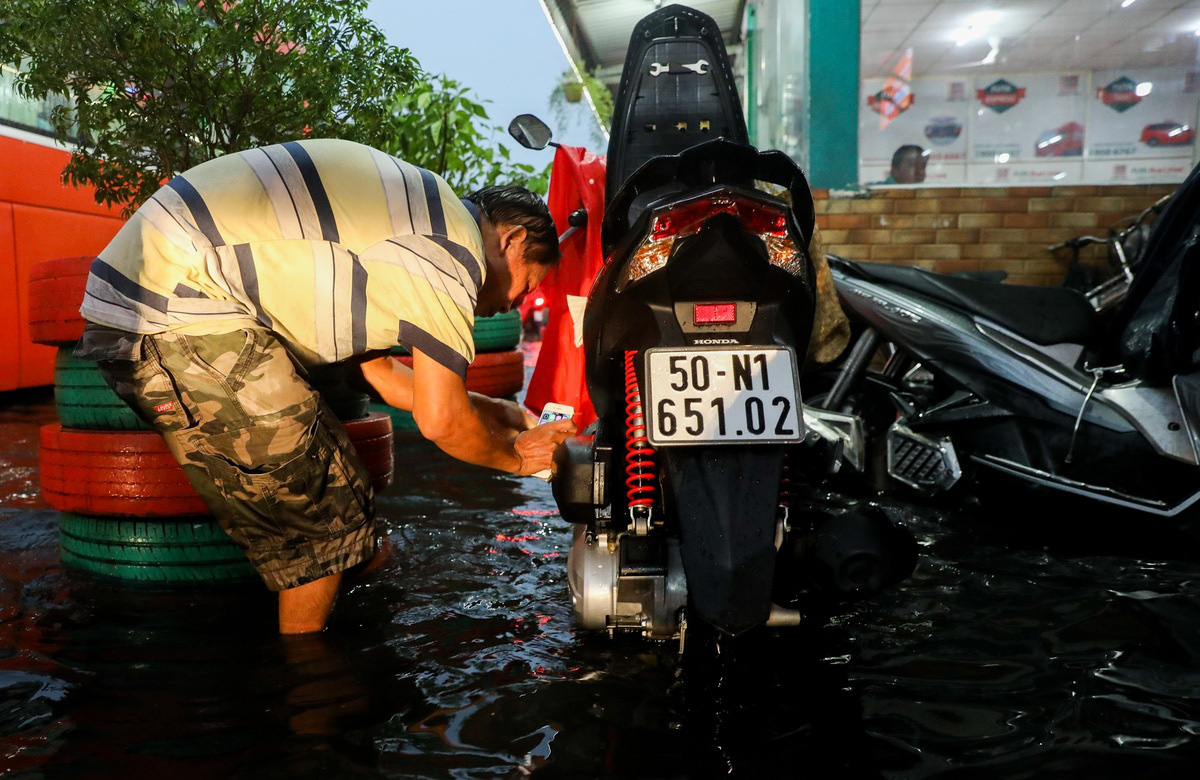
left=884, top=144, right=928, bottom=184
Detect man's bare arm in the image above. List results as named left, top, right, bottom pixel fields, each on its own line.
left=410, top=350, right=573, bottom=475
left=360, top=355, right=414, bottom=410
left=360, top=357, right=537, bottom=443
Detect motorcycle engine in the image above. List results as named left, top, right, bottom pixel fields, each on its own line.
left=567, top=525, right=687, bottom=640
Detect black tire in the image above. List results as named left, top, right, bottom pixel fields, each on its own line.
left=54, top=348, right=149, bottom=430
left=320, top=388, right=371, bottom=421
left=58, top=513, right=255, bottom=584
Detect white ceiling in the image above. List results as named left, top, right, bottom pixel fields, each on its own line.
left=549, top=1, right=1200, bottom=82
left=863, top=0, right=1200, bottom=78
left=548, top=0, right=744, bottom=76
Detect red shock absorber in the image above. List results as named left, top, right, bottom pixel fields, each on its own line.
left=624, top=350, right=658, bottom=512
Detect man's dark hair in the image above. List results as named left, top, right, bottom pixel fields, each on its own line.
left=891, top=144, right=927, bottom=169
left=466, top=185, right=560, bottom=266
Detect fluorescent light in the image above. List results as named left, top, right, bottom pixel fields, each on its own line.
left=954, top=11, right=1001, bottom=46
left=1053, top=172, right=1068, bottom=180
left=1121, top=0, right=1137, bottom=8
left=1136, top=81, right=1153, bottom=96
left=995, top=153, right=1011, bottom=163
left=1038, top=134, right=1064, bottom=149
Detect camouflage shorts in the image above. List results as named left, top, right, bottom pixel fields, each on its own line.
left=94, top=326, right=377, bottom=591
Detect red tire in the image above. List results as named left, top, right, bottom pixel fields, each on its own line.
left=29, top=256, right=94, bottom=346
left=396, top=348, right=524, bottom=398
left=39, top=412, right=395, bottom=517
left=344, top=413, right=394, bottom=494
left=40, top=425, right=208, bottom=516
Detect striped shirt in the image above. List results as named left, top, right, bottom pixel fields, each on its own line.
left=78, top=139, right=485, bottom=377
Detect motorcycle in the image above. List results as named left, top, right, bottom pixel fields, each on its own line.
left=817, top=166, right=1200, bottom=520
left=510, top=4, right=916, bottom=643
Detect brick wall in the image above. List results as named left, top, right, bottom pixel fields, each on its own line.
left=812, top=184, right=1176, bottom=286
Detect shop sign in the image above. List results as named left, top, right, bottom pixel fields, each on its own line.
left=976, top=79, right=1026, bottom=113
left=1098, top=76, right=1142, bottom=112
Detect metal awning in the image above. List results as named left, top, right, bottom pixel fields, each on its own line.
left=540, top=0, right=747, bottom=85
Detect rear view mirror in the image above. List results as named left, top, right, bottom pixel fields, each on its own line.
left=508, top=114, right=554, bottom=150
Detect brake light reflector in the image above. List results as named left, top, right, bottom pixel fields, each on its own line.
left=694, top=303, right=738, bottom=324
left=616, top=190, right=807, bottom=291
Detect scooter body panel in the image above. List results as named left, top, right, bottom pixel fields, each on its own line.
left=829, top=258, right=1200, bottom=516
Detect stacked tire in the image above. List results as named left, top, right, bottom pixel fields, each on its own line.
left=31, top=257, right=395, bottom=586
left=371, top=310, right=526, bottom=432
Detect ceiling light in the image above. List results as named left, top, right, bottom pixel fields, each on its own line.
left=1136, top=81, right=1153, bottom=96
left=1121, top=0, right=1137, bottom=8
left=1053, top=172, right=1068, bottom=180
left=954, top=11, right=1001, bottom=46
left=995, top=153, right=1011, bottom=164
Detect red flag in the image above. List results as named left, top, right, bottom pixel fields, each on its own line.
left=522, top=145, right=606, bottom=428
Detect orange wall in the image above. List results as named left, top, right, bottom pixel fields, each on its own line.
left=0, top=133, right=125, bottom=391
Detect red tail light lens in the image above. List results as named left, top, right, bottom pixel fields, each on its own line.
left=693, top=303, right=738, bottom=324
left=616, top=191, right=805, bottom=291
left=650, top=195, right=789, bottom=240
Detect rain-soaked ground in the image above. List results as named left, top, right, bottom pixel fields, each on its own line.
left=3, top=366, right=1200, bottom=778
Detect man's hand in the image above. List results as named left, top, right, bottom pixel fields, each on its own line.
left=410, top=349, right=577, bottom=475
left=513, top=418, right=577, bottom=476
left=472, top=394, right=537, bottom=444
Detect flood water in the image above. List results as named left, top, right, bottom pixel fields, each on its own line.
left=3, top=376, right=1200, bottom=778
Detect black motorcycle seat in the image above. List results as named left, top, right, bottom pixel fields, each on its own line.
left=850, top=261, right=1099, bottom=345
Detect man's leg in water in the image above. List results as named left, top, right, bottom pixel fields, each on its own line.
left=100, top=327, right=378, bottom=633
left=280, top=572, right=344, bottom=634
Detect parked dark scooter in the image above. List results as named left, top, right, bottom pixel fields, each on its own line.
left=818, top=166, right=1200, bottom=520
left=511, top=4, right=916, bottom=643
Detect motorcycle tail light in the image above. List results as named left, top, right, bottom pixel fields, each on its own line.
left=617, top=192, right=805, bottom=290
left=693, top=303, right=737, bottom=324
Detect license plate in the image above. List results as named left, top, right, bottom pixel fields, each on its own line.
left=643, top=347, right=803, bottom=446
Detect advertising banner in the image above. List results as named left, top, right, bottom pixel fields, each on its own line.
left=859, top=75, right=969, bottom=185
left=967, top=72, right=1087, bottom=184
left=1084, top=67, right=1199, bottom=183
left=858, top=66, right=1199, bottom=187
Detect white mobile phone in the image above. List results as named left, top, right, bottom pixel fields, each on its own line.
left=533, top=403, right=574, bottom=480
left=537, top=402, right=575, bottom=426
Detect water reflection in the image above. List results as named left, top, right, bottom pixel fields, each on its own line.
left=3, top=391, right=1200, bottom=777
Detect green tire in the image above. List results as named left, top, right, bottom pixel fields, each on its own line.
left=56, top=346, right=369, bottom=426
left=368, top=401, right=419, bottom=432
left=58, top=513, right=256, bottom=584
left=391, top=310, right=522, bottom=356
left=473, top=310, right=523, bottom=352
left=54, top=348, right=149, bottom=430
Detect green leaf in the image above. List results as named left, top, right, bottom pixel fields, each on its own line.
left=0, top=0, right=421, bottom=213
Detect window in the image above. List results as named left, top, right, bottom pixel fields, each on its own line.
left=859, top=0, right=1200, bottom=187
